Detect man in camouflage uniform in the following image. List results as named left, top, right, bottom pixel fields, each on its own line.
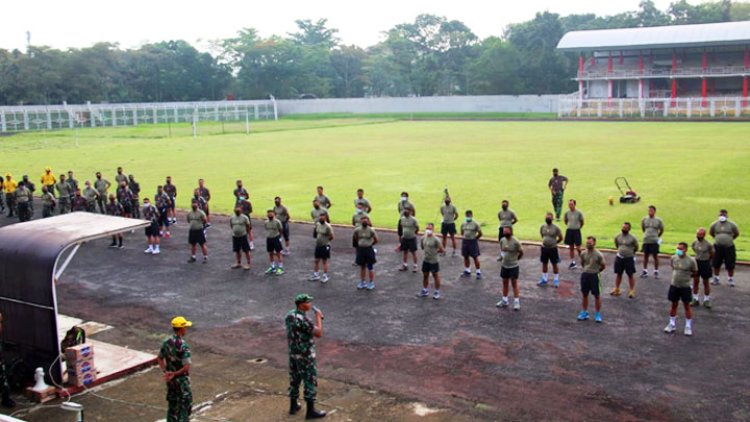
left=106, top=194, right=124, bottom=248
left=94, top=172, right=111, bottom=214
left=285, top=294, right=326, bottom=419
left=55, top=174, right=72, bottom=214
left=164, top=176, right=177, bottom=224
left=41, top=186, right=56, bottom=218
left=82, top=181, right=99, bottom=213
left=116, top=181, right=134, bottom=218
left=14, top=183, right=33, bottom=222
left=157, top=316, right=193, bottom=422
left=197, top=179, right=211, bottom=227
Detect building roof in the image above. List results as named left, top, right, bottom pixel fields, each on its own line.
left=557, top=21, right=750, bottom=52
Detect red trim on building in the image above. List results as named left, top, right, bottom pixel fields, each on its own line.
left=701, top=79, right=708, bottom=107
left=608, top=52, right=613, bottom=73
left=743, top=76, right=748, bottom=107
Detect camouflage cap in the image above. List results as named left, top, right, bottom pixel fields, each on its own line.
left=294, top=293, right=314, bottom=304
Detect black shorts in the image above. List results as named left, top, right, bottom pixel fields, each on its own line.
left=540, top=247, right=560, bottom=265
left=564, top=229, right=582, bottom=246
left=282, top=221, right=290, bottom=241
left=233, top=236, right=250, bottom=253
left=580, top=272, right=601, bottom=296
left=145, top=221, right=160, bottom=237
left=355, top=246, right=377, bottom=268
left=497, top=227, right=511, bottom=241
left=441, top=223, right=456, bottom=235
left=266, top=236, right=283, bottom=253
left=461, top=239, right=480, bottom=258
left=500, top=266, right=519, bottom=280
left=614, top=256, right=636, bottom=276
left=400, top=237, right=417, bottom=252
left=314, top=245, right=331, bottom=260
left=642, top=243, right=660, bottom=255
left=697, top=259, right=712, bottom=280
left=713, top=245, right=736, bottom=270
left=422, top=261, right=440, bottom=274
left=187, top=229, right=205, bottom=246
left=668, top=285, right=692, bottom=304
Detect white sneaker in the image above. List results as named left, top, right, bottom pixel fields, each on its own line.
left=664, top=323, right=676, bottom=334
left=496, top=299, right=509, bottom=308
left=152, top=248, right=160, bottom=255
left=684, top=325, right=693, bottom=336
left=728, top=278, right=736, bottom=287
left=321, top=274, right=329, bottom=283
left=513, top=299, right=520, bottom=311
left=144, top=247, right=153, bottom=254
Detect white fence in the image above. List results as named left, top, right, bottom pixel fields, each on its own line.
left=558, top=97, right=750, bottom=119
left=0, top=100, right=278, bottom=133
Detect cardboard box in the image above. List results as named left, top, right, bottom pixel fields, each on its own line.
left=65, top=343, right=94, bottom=362
left=67, top=371, right=97, bottom=388
left=66, top=359, right=96, bottom=377
left=24, top=386, right=57, bottom=403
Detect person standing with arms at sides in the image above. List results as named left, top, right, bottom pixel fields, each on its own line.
left=237, top=195, right=254, bottom=250
left=234, top=180, right=249, bottom=206
left=310, top=199, right=328, bottom=225
left=106, top=194, right=125, bottom=249
left=142, top=197, right=162, bottom=255
left=310, top=212, right=334, bottom=283
left=116, top=180, right=134, bottom=219
left=578, top=236, right=605, bottom=323
left=440, top=197, right=459, bottom=256
left=640, top=205, right=664, bottom=279
left=71, top=189, right=88, bottom=213
left=709, top=209, right=740, bottom=287
left=496, top=200, right=517, bottom=261
left=14, top=183, right=32, bottom=222
left=19, top=175, right=36, bottom=214
left=274, top=197, right=292, bottom=255
left=191, top=189, right=208, bottom=221
left=186, top=202, right=208, bottom=264
left=691, top=228, right=714, bottom=308
left=197, top=179, right=211, bottom=227
left=399, top=208, right=420, bottom=273
left=164, top=176, right=177, bottom=224
left=611, top=222, right=639, bottom=298
left=3, top=174, right=17, bottom=218
left=94, top=171, right=111, bottom=214
left=265, top=209, right=285, bottom=276
left=539, top=212, right=563, bottom=287
left=230, top=207, right=252, bottom=270
left=354, top=188, right=371, bottom=213
left=664, top=243, right=698, bottom=336
left=158, top=316, right=193, bottom=422
left=129, top=174, right=141, bottom=219
left=460, top=210, right=483, bottom=279
left=497, top=227, right=524, bottom=310
left=285, top=294, right=326, bottom=419
left=314, top=186, right=331, bottom=210
left=82, top=181, right=99, bottom=213
left=396, top=192, right=416, bottom=251
left=548, top=168, right=568, bottom=221
left=66, top=171, right=78, bottom=200
left=354, top=216, right=379, bottom=290
left=114, top=166, right=127, bottom=187
left=41, top=186, right=56, bottom=218
left=40, top=166, right=56, bottom=197
left=55, top=174, right=72, bottom=215
left=351, top=203, right=369, bottom=264
left=155, top=186, right=171, bottom=239
left=564, top=199, right=584, bottom=269
left=419, top=223, right=445, bottom=299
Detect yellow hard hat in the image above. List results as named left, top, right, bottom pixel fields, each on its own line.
left=4, top=173, right=11, bottom=178
left=45, top=166, right=51, bottom=171
left=171, top=316, right=192, bottom=328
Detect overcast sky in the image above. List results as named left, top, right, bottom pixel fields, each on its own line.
left=1, top=0, right=674, bottom=51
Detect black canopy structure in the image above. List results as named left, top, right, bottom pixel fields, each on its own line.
left=0, top=213, right=148, bottom=382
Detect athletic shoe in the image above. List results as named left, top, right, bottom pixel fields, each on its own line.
left=265, top=266, right=276, bottom=275
left=418, top=288, right=429, bottom=297
left=152, top=248, right=160, bottom=255
left=433, top=291, right=441, bottom=300
left=513, top=299, right=520, bottom=311
left=451, top=250, right=457, bottom=257
left=275, top=268, right=285, bottom=276
left=205, top=223, right=212, bottom=228
left=242, top=265, right=251, bottom=271
left=684, top=326, right=693, bottom=336
left=640, top=270, right=648, bottom=279
left=568, top=262, right=577, bottom=270
left=461, top=271, right=471, bottom=278
left=357, top=281, right=367, bottom=290
left=577, top=311, right=589, bottom=321
left=109, top=242, right=118, bottom=248
left=281, top=249, right=291, bottom=256
left=728, top=279, right=736, bottom=287
left=628, top=290, right=636, bottom=299
left=412, top=265, right=418, bottom=273
left=553, top=279, right=559, bottom=288
left=703, top=299, right=712, bottom=309
left=308, top=274, right=320, bottom=282
left=609, top=288, right=621, bottom=296
left=321, top=274, right=329, bottom=283
left=231, top=263, right=241, bottom=269
left=476, top=273, right=482, bottom=280
left=118, top=244, right=125, bottom=249
left=496, top=299, right=509, bottom=308
left=367, top=281, right=375, bottom=290
left=187, top=257, right=197, bottom=263
left=594, top=312, right=603, bottom=323
left=711, top=276, right=720, bottom=286
left=690, top=298, right=699, bottom=306
left=398, top=265, right=408, bottom=272
left=202, top=256, right=208, bottom=264
left=654, top=270, right=659, bottom=279
left=538, top=277, right=548, bottom=286
left=144, top=247, right=154, bottom=254
left=664, top=323, right=676, bottom=334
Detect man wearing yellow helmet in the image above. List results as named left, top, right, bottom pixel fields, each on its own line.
left=3, top=174, right=17, bottom=218
left=40, top=167, right=56, bottom=196
left=158, top=316, right=193, bottom=422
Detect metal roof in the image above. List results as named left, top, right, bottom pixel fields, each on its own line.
left=557, top=21, right=750, bottom=52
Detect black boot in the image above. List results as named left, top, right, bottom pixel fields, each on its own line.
left=289, top=398, right=302, bottom=415
left=305, top=400, right=326, bottom=419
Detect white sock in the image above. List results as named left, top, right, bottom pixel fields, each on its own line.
left=704, top=295, right=710, bottom=301
left=669, top=316, right=677, bottom=325
left=279, top=263, right=284, bottom=268
left=191, top=255, right=196, bottom=259
left=542, top=273, right=548, bottom=281
left=271, top=262, right=276, bottom=268
left=553, top=274, right=559, bottom=281
left=155, top=245, right=160, bottom=251
left=313, top=272, right=319, bottom=277
left=514, top=298, right=520, bottom=303
left=464, top=267, right=470, bottom=272
left=686, top=319, right=692, bottom=328
left=476, top=269, right=481, bottom=275
left=502, top=296, right=508, bottom=302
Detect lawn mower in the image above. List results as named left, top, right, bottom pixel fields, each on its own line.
left=615, top=177, right=641, bottom=204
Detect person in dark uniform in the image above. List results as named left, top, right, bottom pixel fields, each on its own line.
left=129, top=175, right=141, bottom=219
left=71, top=189, right=89, bottom=212
left=197, top=179, right=211, bottom=227
left=285, top=294, right=326, bottom=419
left=106, top=194, right=125, bottom=248
left=233, top=180, right=249, bottom=206
left=19, top=175, right=35, bottom=214
left=94, top=172, right=111, bottom=214
left=158, top=316, right=193, bottom=422
left=14, top=183, right=33, bottom=222
left=116, top=181, right=134, bottom=218
left=66, top=171, right=78, bottom=200
left=82, top=181, right=99, bottom=213
left=164, top=176, right=177, bottom=224
left=41, top=186, right=56, bottom=218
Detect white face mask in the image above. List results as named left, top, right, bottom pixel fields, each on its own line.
left=719, top=216, right=727, bottom=222
left=425, top=229, right=433, bottom=236
left=401, top=196, right=407, bottom=202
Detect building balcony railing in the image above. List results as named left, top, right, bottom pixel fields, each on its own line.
left=577, top=65, right=750, bottom=80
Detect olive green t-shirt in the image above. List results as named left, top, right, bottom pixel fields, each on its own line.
left=500, top=236, right=522, bottom=268
left=265, top=218, right=283, bottom=238
left=461, top=220, right=482, bottom=240
left=230, top=214, right=251, bottom=237
left=615, top=232, right=639, bottom=258
left=352, top=210, right=369, bottom=227
left=440, top=204, right=458, bottom=224
left=581, top=249, right=605, bottom=274
left=671, top=255, right=697, bottom=288
left=400, top=215, right=419, bottom=239
left=710, top=220, right=739, bottom=247
left=187, top=210, right=206, bottom=231
left=641, top=216, right=664, bottom=244
left=691, top=238, right=713, bottom=261
left=315, top=194, right=331, bottom=209
left=354, top=197, right=370, bottom=210
left=421, top=236, right=441, bottom=264
left=354, top=226, right=377, bottom=247
left=398, top=200, right=415, bottom=216
left=564, top=209, right=584, bottom=230
left=83, top=187, right=98, bottom=203
left=315, top=222, right=333, bottom=246
left=497, top=209, right=516, bottom=228
left=274, top=206, right=289, bottom=223
left=540, top=224, right=562, bottom=248
left=56, top=182, right=71, bottom=198
left=94, top=179, right=109, bottom=194
left=311, top=206, right=328, bottom=221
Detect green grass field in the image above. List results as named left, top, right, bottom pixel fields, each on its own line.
left=3, top=118, right=749, bottom=259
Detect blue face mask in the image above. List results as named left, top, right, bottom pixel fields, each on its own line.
left=676, top=249, right=684, bottom=257
left=465, top=217, right=472, bottom=222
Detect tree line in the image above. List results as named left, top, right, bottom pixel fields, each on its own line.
left=1, top=0, right=749, bottom=105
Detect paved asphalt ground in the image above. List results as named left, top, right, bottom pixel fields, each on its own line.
left=2, top=203, right=749, bottom=421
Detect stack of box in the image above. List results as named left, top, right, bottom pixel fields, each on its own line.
left=65, top=343, right=97, bottom=387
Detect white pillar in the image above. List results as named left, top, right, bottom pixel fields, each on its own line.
left=132, top=109, right=138, bottom=125
left=23, top=111, right=29, bottom=130
left=46, top=109, right=52, bottom=129
left=0, top=111, right=5, bottom=132
left=153, top=108, right=158, bottom=123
